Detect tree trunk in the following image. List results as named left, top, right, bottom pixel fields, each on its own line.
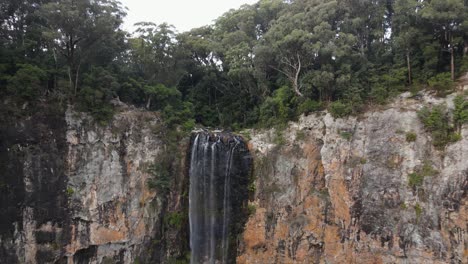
left=146, top=97, right=151, bottom=109
left=406, top=51, right=412, bottom=85
left=293, top=53, right=304, bottom=97
left=464, top=39, right=468, bottom=55
left=52, top=48, right=58, bottom=91
left=67, top=65, right=73, bottom=93
left=451, top=47, right=455, bottom=81
left=292, top=79, right=304, bottom=97
left=68, top=35, right=76, bottom=96
left=450, top=34, right=455, bottom=81
left=74, top=61, right=81, bottom=96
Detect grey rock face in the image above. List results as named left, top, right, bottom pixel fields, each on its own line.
left=0, top=106, right=164, bottom=264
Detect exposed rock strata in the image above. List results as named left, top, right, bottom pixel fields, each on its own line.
left=1, top=91, right=466, bottom=264
left=0, top=105, right=172, bottom=263
left=238, top=93, right=467, bottom=264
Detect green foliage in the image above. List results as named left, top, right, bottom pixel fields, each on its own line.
left=450, top=133, right=462, bottom=142
left=1, top=0, right=468, bottom=131
left=405, top=132, right=417, bottom=142
left=247, top=204, right=256, bottom=216
left=369, top=68, right=407, bottom=104
left=454, top=95, right=468, bottom=130
left=77, top=67, right=119, bottom=124
left=408, top=161, right=438, bottom=189
left=418, top=105, right=458, bottom=148
left=258, top=86, right=294, bottom=127
left=6, top=64, right=46, bottom=100
left=340, top=131, right=353, bottom=141
left=400, top=202, right=407, bottom=210
left=66, top=187, right=74, bottom=196
left=248, top=181, right=256, bottom=194
left=329, top=101, right=353, bottom=118
left=273, top=128, right=286, bottom=146
left=162, top=102, right=195, bottom=131
left=420, top=161, right=438, bottom=177
left=297, top=99, right=322, bottom=115
left=39, top=0, right=126, bottom=93
left=428, top=73, right=455, bottom=95
left=414, top=203, right=423, bottom=218
left=147, top=161, right=171, bottom=194
left=164, top=212, right=185, bottom=229
left=167, top=254, right=191, bottom=264
left=295, top=130, right=306, bottom=141
left=408, top=172, right=424, bottom=188
left=239, top=131, right=252, bottom=141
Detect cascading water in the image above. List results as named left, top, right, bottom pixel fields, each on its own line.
left=189, top=131, right=251, bottom=264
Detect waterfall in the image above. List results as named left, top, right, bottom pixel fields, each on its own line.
left=189, top=131, right=251, bottom=264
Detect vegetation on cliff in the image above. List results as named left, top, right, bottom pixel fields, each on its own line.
left=1, top=0, right=468, bottom=129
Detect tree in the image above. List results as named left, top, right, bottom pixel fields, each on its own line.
left=39, top=0, right=126, bottom=95
left=7, top=64, right=46, bottom=100
left=393, top=0, right=422, bottom=85
left=130, top=22, right=179, bottom=86
left=422, top=0, right=467, bottom=80
left=264, top=15, right=316, bottom=97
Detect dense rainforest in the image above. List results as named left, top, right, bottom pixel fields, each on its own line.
left=1, top=0, right=468, bottom=130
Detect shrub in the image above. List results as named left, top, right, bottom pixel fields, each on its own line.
left=369, top=85, right=388, bottom=104
left=164, top=212, right=185, bottom=229
left=247, top=204, right=256, bottom=216
left=329, top=101, right=352, bottom=118
left=408, top=161, right=438, bottom=189
left=273, top=128, right=286, bottom=146
left=66, top=187, right=74, bottom=196
left=414, top=203, right=423, bottom=218
left=453, top=95, right=468, bottom=130
left=7, top=64, right=46, bottom=100
left=417, top=105, right=456, bottom=148
left=408, top=173, right=423, bottom=188
left=258, top=86, right=294, bottom=127
left=420, top=161, right=438, bottom=177
left=295, top=130, right=306, bottom=141
left=297, top=99, right=322, bottom=115
left=427, top=72, right=454, bottom=95
left=405, top=132, right=417, bottom=142
left=147, top=161, right=171, bottom=194
left=340, top=130, right=353, bottom=140
left=450, top=133, right=462, bottom=142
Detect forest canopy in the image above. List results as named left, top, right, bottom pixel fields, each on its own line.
left=1, top=0, right=467, bottom=129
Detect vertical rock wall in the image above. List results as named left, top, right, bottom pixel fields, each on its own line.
left=0, top=104, right=177, bottom=264
left=0, top=105, right=69, bottom=263
left=239, top=93, right=467, bottom=264
left=1, top=92, right=466, bottom=264
left=64, top=107, right=163, bottom=263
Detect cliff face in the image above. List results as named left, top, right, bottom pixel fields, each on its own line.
left=239, top=93, right=467, bottom=264
left=63, top=107, right=164, bottom=263
left=1, top=92, right=466, bottom=264
left=0, top=104, right=184, bottom=264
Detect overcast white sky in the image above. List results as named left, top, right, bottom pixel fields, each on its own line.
left=119, top=0, right=259, bottom=33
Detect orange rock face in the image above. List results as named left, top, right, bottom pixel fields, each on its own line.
left=239, top=102, right=468, bottom=264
